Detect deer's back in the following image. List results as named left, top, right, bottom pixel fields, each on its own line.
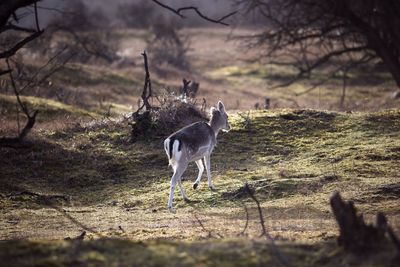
left=167, top=122, right=216, bottom=160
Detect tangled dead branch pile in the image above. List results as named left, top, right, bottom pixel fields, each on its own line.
left=129, top=51, right=206, bottom=142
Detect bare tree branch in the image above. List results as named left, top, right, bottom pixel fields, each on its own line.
left=48, top=26, right=116, bottom=63
left=33, top=2, right=40, bottom=32
left=0, top=69, right=12, bottom=76
left=18, top=46, right=74, bottom=94
left=151, top=0, right=237, bottom=26
left=0, top=30, right=43, bottom=59
left=0, top=48, right=72, bottom=146
left=181, top=78, right=191, bottom=99
left=269, top=45, right=369, bottom=90
left=0, top=59, right=39, bottom=145
left=141, top=50, right=152, bottom=111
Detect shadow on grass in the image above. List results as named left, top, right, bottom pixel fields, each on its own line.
left=0, top=125, right=169, bottom=207
left=0, top=236, right=398, bottom=267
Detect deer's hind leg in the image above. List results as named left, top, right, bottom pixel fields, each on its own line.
left=168, top=162, right=188, bottom=211
left=193, top=159, right=204, bottom=190
left=178, top=179, right=189, bottom=202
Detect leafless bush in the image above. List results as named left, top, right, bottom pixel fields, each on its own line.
left=31, top=0, right=118, bottom=64
left=146, top=19, right=190, bottom=70
left=0, top=0, right=43, bottom=73
left=0, top=48, right=72, bottom=146
left=50, top=0, right=109, bottom=32
left=180, top=79, right=200, bottom=99
left=156, top=94, right=207, bottom=130
left=131, top=94, right=207, bottom=142
left=116, top=0, right=158, bottom=29
left=129, top=52, right=204, bottom=142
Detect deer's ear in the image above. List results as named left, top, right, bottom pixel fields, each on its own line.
left=218, top=101, right=225, bottom=112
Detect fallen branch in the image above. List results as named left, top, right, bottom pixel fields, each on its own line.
left=0, top=30, right=43, bottom=59
left=244, top=183, right=290, bottom=267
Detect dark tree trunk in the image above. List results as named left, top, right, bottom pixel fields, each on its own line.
left=374, top=46, right=400, bottom=88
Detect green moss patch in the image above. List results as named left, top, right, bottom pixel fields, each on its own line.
left=0, top=109, right=399, bottom=263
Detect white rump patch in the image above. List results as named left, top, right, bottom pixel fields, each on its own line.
left=165, top=138, right=182, bottom=166
left=171, top=140, right=182, bottom=163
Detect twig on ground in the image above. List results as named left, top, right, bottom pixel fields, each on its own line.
left=194, top=213, right=223, bottom=239
left=64, top=231, right=86, bottom=241
left=238, top=204, right=249, bottom=236
left=244, top=183, right=290, bottom=267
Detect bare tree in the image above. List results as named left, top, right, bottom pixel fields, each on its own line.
left=147, top=18, right=190, bottom=70
left=0, top=0, right=42, bottom=74
left=233, top=0, right=400, bottom=89
left=45, top=0, right=118, bottom=64
left=117, top=0, right=157, bottom=29
left=0, top=49, right=73, bottom=146
left=0, top=0, right=44, bottom=146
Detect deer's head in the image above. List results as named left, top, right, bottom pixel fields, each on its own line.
left=210, top=101, right=230, bottom=132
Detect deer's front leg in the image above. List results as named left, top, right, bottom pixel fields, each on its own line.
left=204, top=154, right=215, bottom=190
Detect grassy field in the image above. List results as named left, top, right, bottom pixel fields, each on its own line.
left=0, top=28, right=399, bottom=266
left=1, top=109, right=399, bottom=266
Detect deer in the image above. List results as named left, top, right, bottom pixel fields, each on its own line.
left=164, top=101, right=231, bottom=211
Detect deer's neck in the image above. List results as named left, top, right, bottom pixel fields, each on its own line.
left=209, top=117, right=220, bottom=138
